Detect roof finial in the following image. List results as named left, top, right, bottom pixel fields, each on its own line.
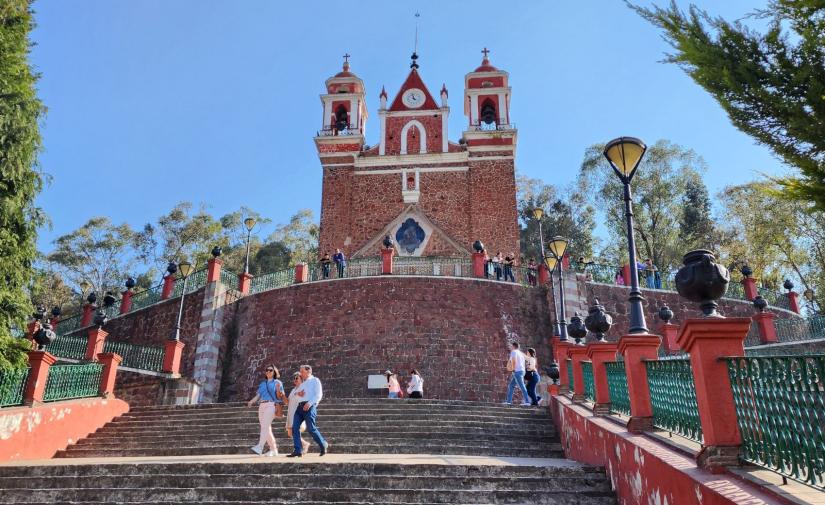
left=481, top=47, right=490, bottom=63
left=342, top=53, right=351, bottom=72
left=411, top=12, right=421, bottom=69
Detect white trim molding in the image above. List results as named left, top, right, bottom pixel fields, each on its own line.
left=400, top=120, right=427, bottom=155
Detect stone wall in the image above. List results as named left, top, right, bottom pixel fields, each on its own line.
left=219, top=276, right=555, bottom=402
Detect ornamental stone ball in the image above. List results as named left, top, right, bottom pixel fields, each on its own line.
left=584, top=298, right=612, bottom=342
left=33, top=320, right=55, bottom=350
left=166, top=261, right=178, bottom=275
left=86, top=291, right=97, bottom=305
left=382, top=235, right=394, bottom=249
left=675, top=249, right=730, bottom=317
left=472, top=240, right=484, bottom=253
left=125, top=277, right=136, bottom=290
left=741, top=264, right=753, bottom=278
left=752, top=295, right=768, bottom=313
left=658, top=305, right=674, bottom=324
left=211, top=246, right=222, bottom=258
left=567, top=312, right=587, bottom=345
left=51, top=306, right=62, bottom=318
left=783, top=279, right=794, bottom=291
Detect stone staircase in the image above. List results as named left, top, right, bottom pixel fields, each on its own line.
left=0, top=399, right=617, bottom=504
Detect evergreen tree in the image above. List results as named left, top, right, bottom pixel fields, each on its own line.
left=632, top=1, right=825, bottom=211
left=679, top=178, right=715, bottom=251
left=0, top=1, right=45, bottom=365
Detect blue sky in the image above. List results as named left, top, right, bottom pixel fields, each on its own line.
left=30, top=0, right=784, bottom=252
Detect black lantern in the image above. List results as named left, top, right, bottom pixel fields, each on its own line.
left=472, top=240, right=484, bottom=253
left=658, top=305, right=673, bottom=324
left=584, top=298, right=612, bottom=342
left=741, top=265, right=753, bottom=278
left=783, top=279, right=794, bottom=292
left=211, top=246, right=222, bottom=258
left=125, top=277, right=136, bottom=290
left=382, top=235, right=394, bottom=249
left=752, top=295, right=768, bottom=313
left=567, top=312, right=587, bottom=345
left=675, top=249, right=730, bottom=317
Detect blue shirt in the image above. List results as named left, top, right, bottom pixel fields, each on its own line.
left=257, top=379, right=283, bottom=403
left=333, top=252, right=346, bottom=266
left=295, top=375, right=323, bottom=407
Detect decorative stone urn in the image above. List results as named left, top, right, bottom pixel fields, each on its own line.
left=567, top=312, right=587, bottom=345
left=382, top=235, right=394, bottom=249
left=658, top=305, right=674, bottom=323
left=584, top=298, right=612, bottom=342
left=472, top=240, right=484, bottom=253
left=675, top=249, right=730, bottom=317
left=546, top=361, right=560, bottom=385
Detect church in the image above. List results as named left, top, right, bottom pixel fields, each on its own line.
left=315, top=50, right=520, bottom=259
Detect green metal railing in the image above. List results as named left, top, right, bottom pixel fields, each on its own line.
left=582, top=361, right=595, bottom=402
left=774, top=315, right=825, bottom=342
left=171, top=268, right=207, bottom=298
left=0, top=368, right=30, bottom=407
left=566, top=358, right=574, bottom=392
left=250, top=267, right=295, bottom=294
left=645, top=358, right=703, bottom=443
left=54, top=314, right=82, bottom=337
left=103, top=340, right=165, bottom=372
left=130, top=284, right=164, bottom=312
left=45, top=335, right=88, bottom=361
left=43, top=363, right=104, bottom=402
left=220, top=268, right=238, bottom=289
left=394, top=257, right=474, bottom=278
left=605, top=361, right=631, bottom=416
left=726, top=355, right=825, bottom=490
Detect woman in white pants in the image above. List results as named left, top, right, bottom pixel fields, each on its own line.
left=247, top=365, right=284, bottom=457
left=286, top=372, right=310, bottom=454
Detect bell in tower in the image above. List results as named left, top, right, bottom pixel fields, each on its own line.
left=480, top=99, right=497, bottom=129
left=317, top=54, right=368, bottom=138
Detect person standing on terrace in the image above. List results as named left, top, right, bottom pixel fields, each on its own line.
left=527, top=258, right=537, bottom=286
left=333, top=248, right=346, bottom=278
left=503, top=253, right=516, bottom=282
left=319, top=252, right=332, bottom=279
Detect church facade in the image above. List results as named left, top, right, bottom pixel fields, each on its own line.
left=315, top=51, right=520, bottom=259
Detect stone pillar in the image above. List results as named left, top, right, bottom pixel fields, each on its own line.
left=84, top=327, right=108, bottom=361
left=238, top=272, right=252, bottom=294
left=192, top=274, right=231, bottom=403
left=742, top=277, right=757, bottom=301
left=207, top=257, right=223, bottom=283
left=752, top=311, right=778, bottom=344
left=787, top=291, right=801, bottom=314
left=547, top=383, right=559, bottom=397
left=552, top=337, right=574, bottom=393
left=23, top=351, right=57, bottom=406
left=617, top=333, right=661, bottom=432
left=161, top=275, right=176, bottom=299
left=294, top=263, right=309, bottom=283
left=676, top=317, right=750, bottom=471
left=162, top=340, right=186, bottom=374
left=80, top=303, right=96, bottom=327
left=381, top=249, right=395, bottom=275
left=658, top=322, right=679, bottom=354
left=97, top=352, right=122, bottom=398
left=120, top=290, right=133, bottom=314
left=472, top=252, right=485, bottom=278
left=538, top=264, right=548, bottom=285
left=586, top=342, right=619, bottom=415
left=568, top=346, right=589, bottom=402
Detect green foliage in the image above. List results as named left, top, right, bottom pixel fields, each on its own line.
left=137, top=202, right=225, bottom=270
left=0, top=334, right=30, bottom=371
left=679, top=180, right=715, bottom=251
left=631, top=0, right=825, bottom=211
left=268, top=209, right=319, bottom=266
left=0, top=0, right=45, bottom=346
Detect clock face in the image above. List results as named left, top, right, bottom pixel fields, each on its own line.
left=402, top=88, right=425, bottom=108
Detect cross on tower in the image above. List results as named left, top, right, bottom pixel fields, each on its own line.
left=481, top=47, right=490, bottom=59
left=343, top=53, right=350, bottom=64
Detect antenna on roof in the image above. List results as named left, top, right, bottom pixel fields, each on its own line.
left=411, top=12, right=420, bottom=69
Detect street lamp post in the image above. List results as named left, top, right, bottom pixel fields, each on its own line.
left=543, top=255, right=560, bottom=336
left=243, top=217, right=257, bottom=275
left=171, top=261, right=195, bottom=341
left=548, top=236, right=569, bottom=341
left=603, top=137, right=649, bottom=334
left=533, top=207, right=559, bottom=335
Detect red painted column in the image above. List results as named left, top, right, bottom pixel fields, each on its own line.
left=207, top=257, right=223, bottom=283
left=622, top=264, right=631, bottom=286
left=538, top=264, right=548, bottom=285
left=96, top=352, right=123, bottom=398
left=568, top=346, right=589, bottom=402
left=787, top=291, right=801, bottom=314
left=561, top=254, right=570, bottom=269
left=49, top=315, right=60, bottom=328
left=658, top=322, right=679, bottom=354
left=752, top=311, right=778, bottom=344
left=742, top=277, right=758, bottom=301
left=238, top=272, right=252, bottom=294
left=23, top=351, right=57, bottom=406
left=162, top=340, right=186, bottom=374
left=586, top=342, right=619, bottom=415
left=552, top=337, right=575, bottom=393
left=161, top=275, right=176, bottom=299
left=617, top=334, right=661, bottom=432
left=294, top=263, right=308, bottom=283
left=80, top=303, right=96, bottom=327
left=547, top=383, right=559, bottom=397
left=85, top=327, right=108, bottom=361
left=381, top=249, right=395, bottom=275
left=676, top=317, right=750, bottom=471
left=119, top=290, right=133, bottom=315
left=471, top=252, right=485, bottom=278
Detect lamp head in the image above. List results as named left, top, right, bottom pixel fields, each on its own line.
left=531, top=207, right=544, bottom=220
left=244, top=217, right=257, bottom=232
left=603, top=137, right=646, bottom=183
left=178, top=261, right=194, bottom=278
left=79, top=280, right=90, bottom=293
left=543, top=256, right=557, bottom=272
left=547, top=236, right=568, bottom=260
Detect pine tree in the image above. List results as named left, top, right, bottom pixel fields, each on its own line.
left=679, top=179, right=715, bottom=251
left=0, top=1, right=45, bottom=367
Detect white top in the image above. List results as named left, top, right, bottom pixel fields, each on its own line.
left=525, top=355, right=537, bottom=372
left=286, top=387, right=305, bottom=429
left=407, top=374, right=424, bottom=394
left=510, top=349, right=526, bottom=372
left=294, top=375, right=323, bottom=408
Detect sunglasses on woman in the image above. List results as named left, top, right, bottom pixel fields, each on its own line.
left=265, top=369, right=274, bottom=373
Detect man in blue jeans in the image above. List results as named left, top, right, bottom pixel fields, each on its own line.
left=504, top=342, right=530, bottom=406
left=287, top=365, right=329, bottom=457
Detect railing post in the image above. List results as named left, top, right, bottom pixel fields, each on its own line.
left=471, top=251, right=485, bottom=278
left=676, top=317, right=750, bottom=471
left=23, top=350, right=57, bottom=406
left=752, top=311, right=778, bottom=344
left=658, top=321, right=679, bottom=354
left=207, top=257, right=223, bottom=283
left=80, top=303, right=96, bottom=327
left=85, top=327, right=108, bottom=361
left=294, top=263, right=309, bottom=283
left=622, top=264, right=631, bottom=286
left=97, top=352, right=122, bottom=398
left=238, top=272, right=252, bottom=294
left=742, top=276, right=758, bottom=301
left=586, top=341, right=619, bottom=415
left=567, top=346, right=589, bottom=402
left=617, top=333, right=661, bottom=432
left=786, top=291, right=801, bottom=314
left=381, top=248, right=394, bottom=275
left=162, top=340, right=186, bottom=374
left=120, top=289, right=133, bottom=315
left=552, top=337, right=575, bottom=394
left=161, top=275, right=176, bottom=299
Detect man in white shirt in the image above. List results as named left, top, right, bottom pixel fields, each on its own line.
left=286, top=365, right=330, bottom=457
left=505, top=342, right=531, bottom=406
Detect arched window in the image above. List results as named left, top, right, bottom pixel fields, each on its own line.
left=334, top=105, right=349, bottom=132
left=480, top=99, right=497, bottom=130
left=400, top=120, right=427, bottom=155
